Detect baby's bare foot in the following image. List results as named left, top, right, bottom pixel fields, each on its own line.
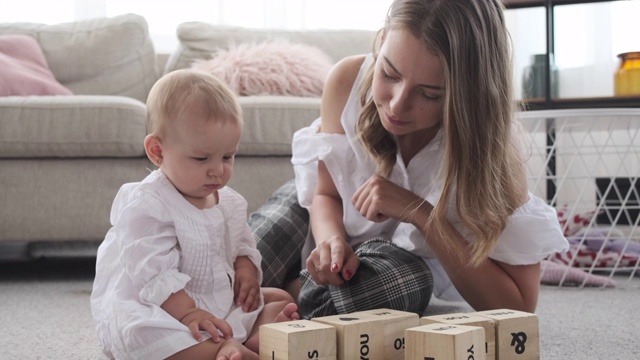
left=274, top=303, right=300, bottom=323
left=216, top=339, right=258, bottom=360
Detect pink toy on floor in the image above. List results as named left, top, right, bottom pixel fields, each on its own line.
left=540, top=260, right=616, bottom=287
left=580, top=228, right=640, bottom=255
left=553, top=209, right=640, bottom=272
left=556, top=205, right=600, bottom=236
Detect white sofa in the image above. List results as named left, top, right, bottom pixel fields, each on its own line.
left=0, top=13, right=375, bottom=259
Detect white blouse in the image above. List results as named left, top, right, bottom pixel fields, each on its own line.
left=291, top=54, right=569, bottom=301
left=91, top=170, right=263, bottom=360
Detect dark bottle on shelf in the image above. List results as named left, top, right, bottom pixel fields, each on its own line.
left=522, top=53, right=559, bottom=99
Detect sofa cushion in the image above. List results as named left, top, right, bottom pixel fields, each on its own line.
left=165, top=24, right=375, bottom=156
left=165, top=23, right=376, bottom=74
left=0, top=34, right=73, bottom=96
left=237, top=96, right=320, bottom=156
left=0, top=96, right=147, bottom=158
left=191, top=39, right=332, bottom=97
left=0, top=13, right=158, bottom=103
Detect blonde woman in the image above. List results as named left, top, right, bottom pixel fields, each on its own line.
left=255, top=0, right=568, bottom=318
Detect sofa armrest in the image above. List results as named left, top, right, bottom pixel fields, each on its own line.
left=0, top=14, right=158, bottom=103
left=0, top=95, right=147, bottom=158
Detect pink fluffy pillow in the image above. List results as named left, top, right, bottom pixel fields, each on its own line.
left=191, top=40, right=333, bottom=97
left=0, top=34, right=73, bottom=96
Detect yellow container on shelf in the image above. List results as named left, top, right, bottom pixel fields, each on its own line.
left=615, top=51, right=640, bottom=96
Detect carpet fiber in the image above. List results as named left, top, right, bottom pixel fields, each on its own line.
left=0, top=258, right=637, bottom=359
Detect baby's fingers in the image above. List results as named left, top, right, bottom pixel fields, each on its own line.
left=242, top=289, right=260, bottom=312
left=187, top=321, right=203, bottom=342
left=211, top=317, right=234, bottom=340
left=234, top=285, right=248, bottom=306
left=200, top=319, right=222, bottom=342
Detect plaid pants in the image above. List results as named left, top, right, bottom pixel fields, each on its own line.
left=298, top=239, right=433, bottom=319
left=250, top=179, right=433, bottom=318
left=249, top=179, right=308, bottom=288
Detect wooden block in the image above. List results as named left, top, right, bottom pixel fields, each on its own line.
left=405, top=323, right=486, bottom=360
left=259, top=319, right=336, bottom=360
left=421, top=312, right=496, bottom=360
left=350, top=308, right=420, bottom=359
left=473, top=309, right=539, bottom=360
left=312, top=313, right=386, bottom=360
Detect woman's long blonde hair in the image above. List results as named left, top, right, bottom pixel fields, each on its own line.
left=357, top=0, right=526, bottom=266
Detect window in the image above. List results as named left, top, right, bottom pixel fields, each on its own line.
left=0, top=0, right=390, bottom=52
left=507, top=1, right=640, bottom=99
left=2, top=0, right=638, bottom=96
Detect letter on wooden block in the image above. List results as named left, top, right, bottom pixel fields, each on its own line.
left=473, top=309, right=539, bottom=360
left=405, top=323, right=486, bottom=360
left=421, top=312, right=496, bottom=360
left=350, top=308, right=419, bottom=360
left=259, top=319, right=336, bottom=360
left=312, top=313, right=386, bottom=360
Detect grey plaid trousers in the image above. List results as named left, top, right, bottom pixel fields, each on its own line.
left=298, top=239, right=433, bottom=318
left=249, top=179, right=308, bottom=288
left=249, top=179, right=433, bottom=318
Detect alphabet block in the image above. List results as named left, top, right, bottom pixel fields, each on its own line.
left=405, top=323, right=486, bottom=360
left=350, top=308, right=419, bottom=359
left=312, top=313, right=385, bottom=360
left=473, top=309, right=539, bottom=360
left=421, top=312, right=496, bottom=360
left=259, top=319, right=337, bottom=360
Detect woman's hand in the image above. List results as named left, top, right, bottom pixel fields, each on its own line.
left=352, top=174, right=426, bottom=223
left=179, top=308, right=233, bottom=342
left=306, top=235, right=360, bottom=286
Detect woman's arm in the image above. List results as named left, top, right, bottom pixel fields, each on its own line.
left=352, top=174, right=539, bottom=312
left=410, top=198, right=540, bottom=313
left=306, top=55, right=366, bottom=286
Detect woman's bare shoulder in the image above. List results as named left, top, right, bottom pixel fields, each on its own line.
left=321, top=55, right=368, bottom=134
left=326, top=55, right=367, bottom=92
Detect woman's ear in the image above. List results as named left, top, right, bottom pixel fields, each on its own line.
left=144, top=135, right=163, bottom=166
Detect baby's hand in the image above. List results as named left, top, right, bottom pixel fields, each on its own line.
left=234, top=271, right=260, bottom=311
left=180, top=308, right=233, bottom=342
left=234, top=257, right=261, bottom=312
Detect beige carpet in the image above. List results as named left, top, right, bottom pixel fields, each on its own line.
left=0, top=258, right=638, bottom=359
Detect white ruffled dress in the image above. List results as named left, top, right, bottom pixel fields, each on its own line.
left=291, top=54, right=569, bottom=302
left=90, top=170, right=263, bottom=360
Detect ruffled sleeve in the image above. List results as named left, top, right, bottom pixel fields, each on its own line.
left=490, top=193, right=570, bottom=264
left=111, top=184, right=191, bottom=306
left=219, top=187, right=264, bottom=285
left=235, top=226, right=264, bottom=285
left=291, top=118, right=352, bottom=208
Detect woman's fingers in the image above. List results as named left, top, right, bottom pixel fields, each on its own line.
left=341, top=251, right=360, bottom=281
left=307, top=236, right=352, bottom=286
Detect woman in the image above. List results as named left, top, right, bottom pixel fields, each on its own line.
left=255, top=0, right=568, bottom=319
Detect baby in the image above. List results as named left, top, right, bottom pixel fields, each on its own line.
left=91, top=69, right=298, bottom=360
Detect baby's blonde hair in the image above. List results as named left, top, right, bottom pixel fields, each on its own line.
left=146, top=69, right=242, bottom=138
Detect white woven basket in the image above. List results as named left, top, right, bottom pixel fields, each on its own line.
left=519, top=108, right=640, bottom=289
